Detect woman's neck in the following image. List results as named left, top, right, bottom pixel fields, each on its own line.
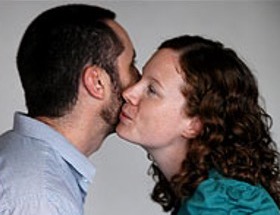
left=146, top=140, right=188, bottom=181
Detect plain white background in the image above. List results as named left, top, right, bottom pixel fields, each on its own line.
left=0, top=1, right=280, bottom=215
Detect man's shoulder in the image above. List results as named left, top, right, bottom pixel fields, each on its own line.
left=0, top=191, right=81, bottom=215
left=0, top=133, right=83, bottom=215
left=0, top=129, right=61, bottom=173
left=0, top=132, right=79, bottom=197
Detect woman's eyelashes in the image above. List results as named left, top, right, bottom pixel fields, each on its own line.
left=147, top=83, right=157, bottom=96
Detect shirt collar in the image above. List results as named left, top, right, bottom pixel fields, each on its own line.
left=13, top=112, right=96, bottom=186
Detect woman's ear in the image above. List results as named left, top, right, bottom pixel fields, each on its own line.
left=82, top=66, right=105, bottom=100
left=182, top=116, right=202, bottom=139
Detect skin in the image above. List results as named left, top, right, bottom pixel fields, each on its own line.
left=117, top=48, right=199, bottom=179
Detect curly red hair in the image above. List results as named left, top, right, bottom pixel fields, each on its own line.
left=149, top=35, right=280, bottom=213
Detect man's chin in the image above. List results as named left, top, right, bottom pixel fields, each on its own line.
left=101, top=113, right=121, bottom=136
left=106, top=122, right=118, bottom=135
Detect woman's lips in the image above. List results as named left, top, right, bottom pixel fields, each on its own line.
left=120, top=110, right=132, bottom=122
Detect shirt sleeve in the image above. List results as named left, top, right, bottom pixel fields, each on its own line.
left=178, top=177, right=279, bottom=215
left=0, top=193, right=81, bottom=215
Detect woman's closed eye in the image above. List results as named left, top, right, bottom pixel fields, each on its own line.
left=147, top=84, right=157, bottom=96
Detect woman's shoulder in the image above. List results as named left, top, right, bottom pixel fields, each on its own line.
left=178, top=169, right=279, bottom=215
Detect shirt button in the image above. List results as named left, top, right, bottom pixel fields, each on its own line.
left=82, top=178, right=88, bottom=183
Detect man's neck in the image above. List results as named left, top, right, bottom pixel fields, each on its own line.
left=36, top=113, right=110, bottom=157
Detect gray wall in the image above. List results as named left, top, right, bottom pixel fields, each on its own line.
left=1, top=1, right=280, bottom=215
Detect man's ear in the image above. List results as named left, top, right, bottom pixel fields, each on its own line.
left=182, top=116, right=202, bottom=139
left=82, top=66, right=105, bottom=99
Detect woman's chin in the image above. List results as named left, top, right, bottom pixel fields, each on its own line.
left=116, top=126, right=132, bottom=141
left=116, top=128, right=140, bottom=145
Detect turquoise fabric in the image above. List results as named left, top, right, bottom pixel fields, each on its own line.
left=177, top=170, right=279, bottom=215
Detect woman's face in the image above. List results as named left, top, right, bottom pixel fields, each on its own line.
left=116, top=48, right=195, bottom=151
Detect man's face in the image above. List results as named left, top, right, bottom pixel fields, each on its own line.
left=101, top=20, right=140, bottom=133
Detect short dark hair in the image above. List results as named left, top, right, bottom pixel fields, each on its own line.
left=17, top=4, right=124, bottom=117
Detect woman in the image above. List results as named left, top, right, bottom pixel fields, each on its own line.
left=116, top=35, right=280, bottom=214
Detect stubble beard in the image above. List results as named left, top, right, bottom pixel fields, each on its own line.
left=100, top=82, right=124, bottom=135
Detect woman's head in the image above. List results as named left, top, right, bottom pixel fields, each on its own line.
left=117, top=34, right=264, bottom=162
left=117, top=35, right=280, bottom=211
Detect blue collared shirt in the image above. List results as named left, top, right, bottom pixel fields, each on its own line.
left=0, top=112, right=96, bottom=215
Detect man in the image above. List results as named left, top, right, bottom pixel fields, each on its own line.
left=0, top=4, right=139, bottom=215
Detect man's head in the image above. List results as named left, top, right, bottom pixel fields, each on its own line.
left=17, top=4, right=138, bottom=123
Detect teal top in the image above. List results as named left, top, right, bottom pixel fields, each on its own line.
left=177, top=170, right=279, bottom=215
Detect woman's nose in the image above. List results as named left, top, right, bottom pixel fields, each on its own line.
left=122, top=83, right=140, bottom=106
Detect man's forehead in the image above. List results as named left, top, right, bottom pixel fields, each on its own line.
left=105, top=20, right=129, bottom=43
